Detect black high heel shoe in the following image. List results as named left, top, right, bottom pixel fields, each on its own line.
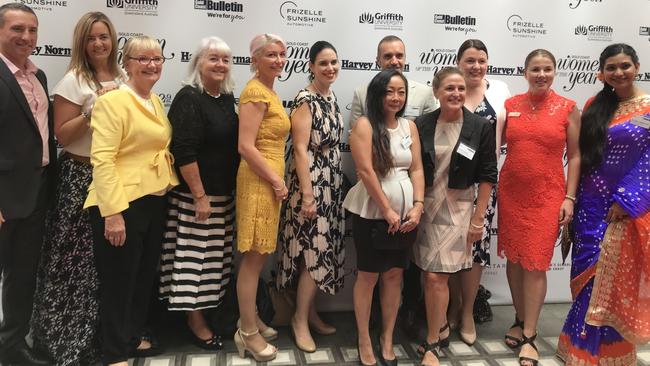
left=504, top=316, right=524, bottom=349
left=417, top=323, right=450, bottom=356
left=518, top=333, right=539, bottom=366
left=377, top=336, right=397, bottom=366
left=191, top=332, right=223, bottom=350
left=420, top=340, right=440, bottom=366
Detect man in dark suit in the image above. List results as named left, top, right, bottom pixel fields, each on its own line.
left=0, top=3, right=55, bottom=365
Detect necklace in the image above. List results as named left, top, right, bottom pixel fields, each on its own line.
left=311, top=81, right=331, bottom=100
left=527, top=93, right=547, bottom=111
left=205, top=88, right=221, bottom=98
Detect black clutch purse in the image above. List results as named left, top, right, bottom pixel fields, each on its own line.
left=368, top=219, right=418, bottom=250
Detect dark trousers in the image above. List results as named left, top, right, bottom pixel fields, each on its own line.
left=89, top=195, right=166, bottom=365
left=0, top=172, right=49, bottom=358
left=402, top=261, right=423, bottom=314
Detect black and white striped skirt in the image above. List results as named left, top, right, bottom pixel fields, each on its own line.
left=159, top=190, right=235, bottom=311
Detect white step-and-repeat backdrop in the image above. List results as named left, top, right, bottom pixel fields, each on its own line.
left=9, top=0, right=650, bottom=308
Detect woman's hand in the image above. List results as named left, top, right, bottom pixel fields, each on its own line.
left=0, top=209, right=4, bottom=229
left=558, top=199, right=574, bottom=225
left=606, top=202, right=628, bottom=222
left=194, top=195, right=210, bottom=221
left=104, top=213, right=126, bottom=246
left=400, top=203, right=423, bottom=233
left=466, top=215, right=484, bottom=253
left=299, top=195, right=317, bottom=219
left=273, top=181, right=288, bottom=201
left=383, top=207, right=401, bottom=234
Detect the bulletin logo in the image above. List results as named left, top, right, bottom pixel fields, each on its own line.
left=433, top=14, right=477, bottom=35
left=194, top=1, right=245, bottom=21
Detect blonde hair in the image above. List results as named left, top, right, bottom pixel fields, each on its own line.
left=249, top=33, right=286, bottom=73
left=432, top=66, right=464, bottom=90
left=68, top=12, right=121, bottom=89
left=121, top=35, right=162, bottom=69
left=184, top=36, right=235, bottom=94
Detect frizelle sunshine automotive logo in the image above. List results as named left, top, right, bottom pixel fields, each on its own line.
left=574, top=24, right=613, bottom=41
left=107, top=0, right=158, bottom=16
left=568, top=0, right=603, bottom=9
left=433, top=14, right=477, bottom=35
left=359, top=12, right=404, bottom=31
left=194, top=0, right=245, bottom=21
left=507, top=14, right=547, bottom=38
left=19, top=0, right=67, bottom=12
left=280, top=1, right=326, bottom=27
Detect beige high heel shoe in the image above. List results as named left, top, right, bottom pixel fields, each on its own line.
left=233, top=328, right=277, bottom=362
left=236, top=317, right=278, bottom=341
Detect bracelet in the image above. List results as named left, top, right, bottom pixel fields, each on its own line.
left=413, top=200, right=424, bottom=206
left=302, top=199, right=315, bottom=207
left=470, top=222, right=483, bottom=229
left=193, top=192, right=206, bottom=200
left=81, top=111, right=91, bottom=121
left=564, top=194, right=576, bottom=203
left=272, top=180, right=285, bottom=191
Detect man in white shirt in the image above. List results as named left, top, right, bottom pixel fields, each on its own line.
left=349, top=35, right=438, bottom=127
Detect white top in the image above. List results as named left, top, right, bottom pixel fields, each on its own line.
left=52, top=71, right=121, bottom=157
left=484, top=78, right=511, bottom=128
left=343, top=117, right=414, bottom=219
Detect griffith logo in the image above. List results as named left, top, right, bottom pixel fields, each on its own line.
left=107, top=0, right=124, bottom=8
left=574, top=25, right=588, bottom=35
left=640, top=26, right=650, bottom=36
left=359, top=12, right=374, bottom=24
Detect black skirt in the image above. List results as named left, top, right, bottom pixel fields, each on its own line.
left=352, top=214, right=410, bottom=273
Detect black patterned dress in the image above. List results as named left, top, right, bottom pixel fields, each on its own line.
left=276, top=89, right=345, bottom=295
left=471, top=97, right=498, bottom=266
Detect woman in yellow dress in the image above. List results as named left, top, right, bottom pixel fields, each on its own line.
left=234, top=33, right=290, bottom=362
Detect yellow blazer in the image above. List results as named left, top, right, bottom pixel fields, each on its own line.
left=84, top=88, right=178, bottom=216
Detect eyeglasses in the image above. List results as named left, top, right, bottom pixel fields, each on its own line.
left=129, top=56, right=165, bottom=65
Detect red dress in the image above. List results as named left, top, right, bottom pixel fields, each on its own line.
left=497, top=90, right=575, bottom=271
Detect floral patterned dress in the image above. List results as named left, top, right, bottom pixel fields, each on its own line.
left=276, top=89, right=345, bottom=294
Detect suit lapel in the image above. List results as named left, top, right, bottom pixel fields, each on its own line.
left=0, top=58, right=40, bottom=132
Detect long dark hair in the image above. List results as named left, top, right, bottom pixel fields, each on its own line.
left=365, top=69, right=408, bottom=177
left=580, top=43, right=639, bottom=173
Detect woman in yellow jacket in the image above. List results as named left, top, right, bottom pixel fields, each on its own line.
left=84, top=36, right=178, bottom=366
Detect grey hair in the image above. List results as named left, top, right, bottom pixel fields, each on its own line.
left=183, top=36, right=235, bottom=94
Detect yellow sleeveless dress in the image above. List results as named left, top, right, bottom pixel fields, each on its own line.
left=236, top=79, right=290, bottom=253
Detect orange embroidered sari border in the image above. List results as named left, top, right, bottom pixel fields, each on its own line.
left=571, top=265, right=596, bottom=300
left=557, top=333, right=636, bottom=366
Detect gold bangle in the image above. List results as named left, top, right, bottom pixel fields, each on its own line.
left=272, top=180, right=285, bottom=191
left=413, top=200, right=424, bottom=206
left=470, top=222, right=483, bottom=229
left=564, top=194, right=576, bottom=203
left=302, top=199, right=315, bottom=207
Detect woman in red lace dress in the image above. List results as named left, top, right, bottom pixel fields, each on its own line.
left=497, top=49, right=581, bottom=366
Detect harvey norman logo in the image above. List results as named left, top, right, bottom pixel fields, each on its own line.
left=359, top=12, right=404, bottom=31
left=32, top=44, right=71, bottom=57
left=574, top=24, right=613, bottom=41
left=434, top=14, right=477, bottom=35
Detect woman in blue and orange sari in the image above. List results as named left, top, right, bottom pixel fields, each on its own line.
left=557, top=43, right=650, bottom=365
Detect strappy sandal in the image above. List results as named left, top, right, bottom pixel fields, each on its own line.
left=518, top=333, right=539, bottom=366
left=504, top=316, right=524, bottom=349
left=417, top=324, right=450, bottom=356
left=420, top=341, right=440, bottom=366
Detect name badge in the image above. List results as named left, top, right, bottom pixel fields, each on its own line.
left=631, top=116, right=650, bottom=129
left=404, top=105, right=420, bottom=116
left=508, top=112, right=521, bottom=117
left=401, top=135, right=413, bottom=149
left=457, top=142, right=476, bottom=160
